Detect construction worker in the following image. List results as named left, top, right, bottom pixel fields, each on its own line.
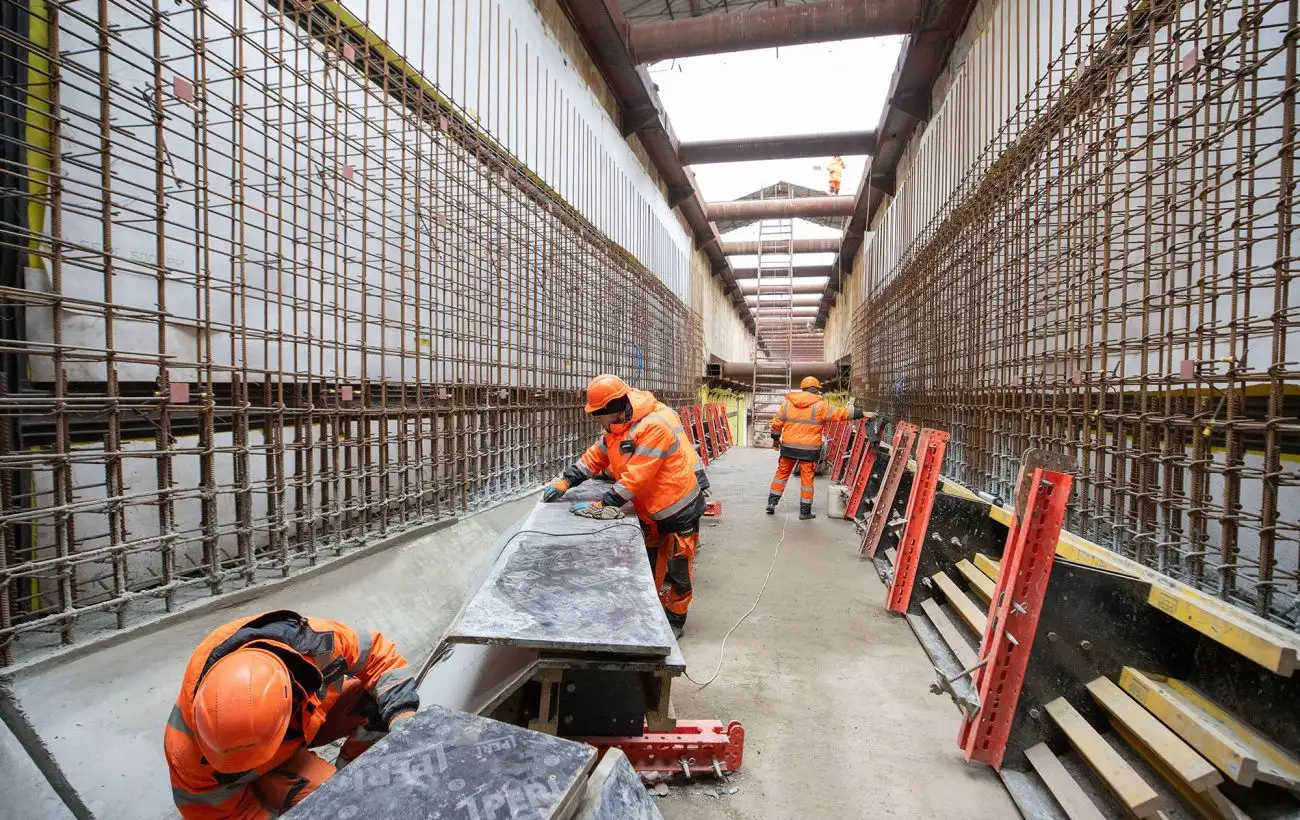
left=828, top=154, right=845, bottom=195
left=542, top=374, right=705, bottom=636
left=767, top=376, right=868, bottom=520
left=164, top=610, right=418, bottom=818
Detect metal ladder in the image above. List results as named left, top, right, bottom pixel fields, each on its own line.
left=749, top=186, right=795, bottom=446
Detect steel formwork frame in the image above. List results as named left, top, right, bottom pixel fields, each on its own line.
left=860, top=421, right=919, bottom=557
left=0, top=0, right=703, bottom=665
left=885, top=428, right=949, bottom=614
left=850, top=0, right=1300, bottom=628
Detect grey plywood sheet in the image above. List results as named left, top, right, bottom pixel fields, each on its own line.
left=447, top=481, right=675, bottom=657
left=288, top=704, right=595, bottom=819
left=419, top=643, right=540, bottom=716
left=574, top=748, right=662, bottom=820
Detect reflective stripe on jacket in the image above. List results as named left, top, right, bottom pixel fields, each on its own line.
left=164, top=610, right=417, bottom=819
left=564, top=388, right=701, bottom=524
left=770, top=390, right=850, bottom=462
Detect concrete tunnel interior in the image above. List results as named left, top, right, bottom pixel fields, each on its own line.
left=1, top=0, right=1299, bottom=819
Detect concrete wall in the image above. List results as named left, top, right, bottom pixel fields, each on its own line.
left=0, top=495, right=534, bottom=820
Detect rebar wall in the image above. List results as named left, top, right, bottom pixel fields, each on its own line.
left=851, top=0, right=1299, bottom=627
left=0, top=0, right=703, bottom=665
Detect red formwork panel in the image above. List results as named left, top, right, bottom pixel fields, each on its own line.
left=707, top=403, right=726, bottom=456
left=844, top=436, right=879, bottom=521
left=718, top=404, right=734, bottom=449
left=827, top=420, right=854, bottom=481
left=859, top=422, right=919, bottom=557
left=839, top=418, right=871, bottom=487
left=958, top=450, right=1075, bottom=770
left=885, top=428, right=950, bottom=613
left=692, top=405, right=710, bottom=466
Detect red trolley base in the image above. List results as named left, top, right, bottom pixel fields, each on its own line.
left=703, top=501, right=723, bottom=517
left=577, top=720, right=745, bottom=778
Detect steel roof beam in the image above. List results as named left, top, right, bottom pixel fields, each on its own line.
left=721, top=238, right=842, bottom=255
left=680, top=131, right=876, bottom=164
left=706, top=196, right=856, bottom=222
left=628, top=0, right=921, bottom=63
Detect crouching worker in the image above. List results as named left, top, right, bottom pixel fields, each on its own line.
left=165, top=610, right=417, bottom=818
left=768, top=376, right=869, bottom=520
left=542, top=374, right=705, bottom=636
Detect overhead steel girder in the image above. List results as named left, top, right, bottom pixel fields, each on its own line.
left=746, top=293, right=825, bottom=304
left=706, top=196, right=856, bottom=222
left=732, top=264, right=833, bottom=280
left=739, top=280, right=829, bottom=295
left=628, top=0, right=922, bottom=63
left=721, top=238, right=842, bottom=255
left=680, top=131, right=876, bottom=164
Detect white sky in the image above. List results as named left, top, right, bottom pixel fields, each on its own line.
left=648, top=36, right=904, bottom=222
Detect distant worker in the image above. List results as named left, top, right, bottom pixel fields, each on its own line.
left=542, top=374, right=705, bottom=636
left=165, top=610, right=418, bottom=818
left=767, top=376, right=868, bottom=520
left=827, top=154, right=845, bottom=195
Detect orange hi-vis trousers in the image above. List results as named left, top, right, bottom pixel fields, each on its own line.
left=643, top=521, right=699, bottom=628
left=770, top=456, right=816, bottom=506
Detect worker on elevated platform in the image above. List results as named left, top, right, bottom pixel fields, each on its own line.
left=164, top=610, right=418, bottom=819
left=767, top=376, right=868, bottom=520
left=828, top=154, right=846, bottom=195
left=542, top=374, right=705, bottom=637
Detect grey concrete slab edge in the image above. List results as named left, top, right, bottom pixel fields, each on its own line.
left=1, top=491, right=539, bottom=820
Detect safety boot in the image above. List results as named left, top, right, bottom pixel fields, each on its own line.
left=765, top=493, right=780, bottom=515
left=799, top=504, right=816, bottom=521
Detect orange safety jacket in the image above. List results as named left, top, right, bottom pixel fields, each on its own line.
left=828, top=157, right=846, bottom=182
left=770, top=390, right=851, bottom=462
left=164, top=610, right=418, bottom=820
left=561, top=388, right=704, bottom=529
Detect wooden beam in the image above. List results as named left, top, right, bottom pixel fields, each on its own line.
left=1023, top=743, right=1107, bottom=820
left=920, top=597, right=977, bottom=669
left=955, top=559, right=995, bottom=604
left=1085, top=676, right=1221, bottom=791
left=1045, top=697, right=1165, bottom=818
left=973, top=552, right=1001, bottom=581
left=930, top=571, right=987, bottom=635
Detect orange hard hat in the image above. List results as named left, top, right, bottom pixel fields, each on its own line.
left=584, top=374, right=630, bottom=414
left=192, top=647, right=293, bottom=773
left=800, top=376, right=822, bottom=390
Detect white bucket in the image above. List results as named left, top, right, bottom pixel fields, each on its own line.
left=828, top=483, right=850, bottom=519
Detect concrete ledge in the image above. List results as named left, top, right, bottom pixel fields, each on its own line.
left=3, top=494, right=536, bottom=820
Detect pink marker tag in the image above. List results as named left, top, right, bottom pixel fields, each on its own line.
left=169, top=382, right=190, bottom=403
left=173, top=77, right=195, bottom=102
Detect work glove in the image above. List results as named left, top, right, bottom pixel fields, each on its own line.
left=389, top=710, right=416, bottom=725
left=771, top=435, right=781, bottom=451
left=570, top=501, right=625, bottom=520
left=852, top=407, right=868, bottom=420
left=542, top=479, right=568, bottom=502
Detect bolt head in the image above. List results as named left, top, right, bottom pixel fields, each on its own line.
left=1029, top=708, right=1041, bottom=719
left=1080, top=640, right=1093, bottom=651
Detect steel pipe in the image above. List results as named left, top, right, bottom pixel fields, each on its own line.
left=733, top=265, right=833, bottom=281
left=628, top=0, right=920, bottom=63
left=746, top=294, right=825, bottom=305
left=740, top=281, right=828, bottom=295
left=721, top=238, right=842, bottom=255
left=680, top=131, right=876, bottom=164
left=706, top=196, right=856, bottom=222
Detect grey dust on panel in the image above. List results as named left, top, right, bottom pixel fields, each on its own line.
left=287, top=704, right=595, bottom=819
left=574, top=748, right=663, bottom=820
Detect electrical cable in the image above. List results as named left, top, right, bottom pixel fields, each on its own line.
left=683, top=511, right=790, bottom=689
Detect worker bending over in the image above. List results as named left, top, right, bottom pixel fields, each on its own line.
left=165, top=610, right=418, bottom=818
left=543, top=374, right=705, bottom=636
left=768, top=376, right=868, bottom=519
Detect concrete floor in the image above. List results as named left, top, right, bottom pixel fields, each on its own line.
left=661, top=447, right=1017, bottom=820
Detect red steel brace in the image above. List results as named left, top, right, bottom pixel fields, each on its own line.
left=844, top=434, right=880, bottom=520
left=839, top=418, right=871, bottom=487
left=707, top=404, right=725, bottom=457
left=958, top=449, right=1075, bottom=769
left=578, top=721, right=745, bottom=775
left=859, top=422, right=920, bottom=557
left=885, top=428, right=950, bottom=613
left=718, top=405, right=733, bottom=449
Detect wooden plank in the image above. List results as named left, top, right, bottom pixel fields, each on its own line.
left=1206, top=788, right=1252, bottom=820
left=1045, top=697, right=1165, bottom=818
left=1024, top=743, right=1108, bottom=820
left=1085, top=676, right=1222, bottom=791
left=956, top=558, right=996, bottom=603
left=1118, top=668, right=1260, bottom=787
left=1162, top=677, right=1300, bottom=791
left=1109, top=719, right=1225, bottom=820
left=974, top=552, right=1002, bottom=580
left=885, top=546, right=898, bottom=565
left=930, top=571, right=987, bottom=635
left=920, top=597, right=978, bottom=669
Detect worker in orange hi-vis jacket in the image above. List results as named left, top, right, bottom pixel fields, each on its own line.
left=164, top=610, right=418, bottom=819
left=542, top=374, right=706, bottom=636
left=767, top=376, right=869, bottom=520
left=827, top=154, right=846, bottom=195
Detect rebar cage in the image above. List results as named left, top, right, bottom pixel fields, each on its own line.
left=0, top=0, right=703, bottom=665
left=851, top=0, right=1299, bottom=627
